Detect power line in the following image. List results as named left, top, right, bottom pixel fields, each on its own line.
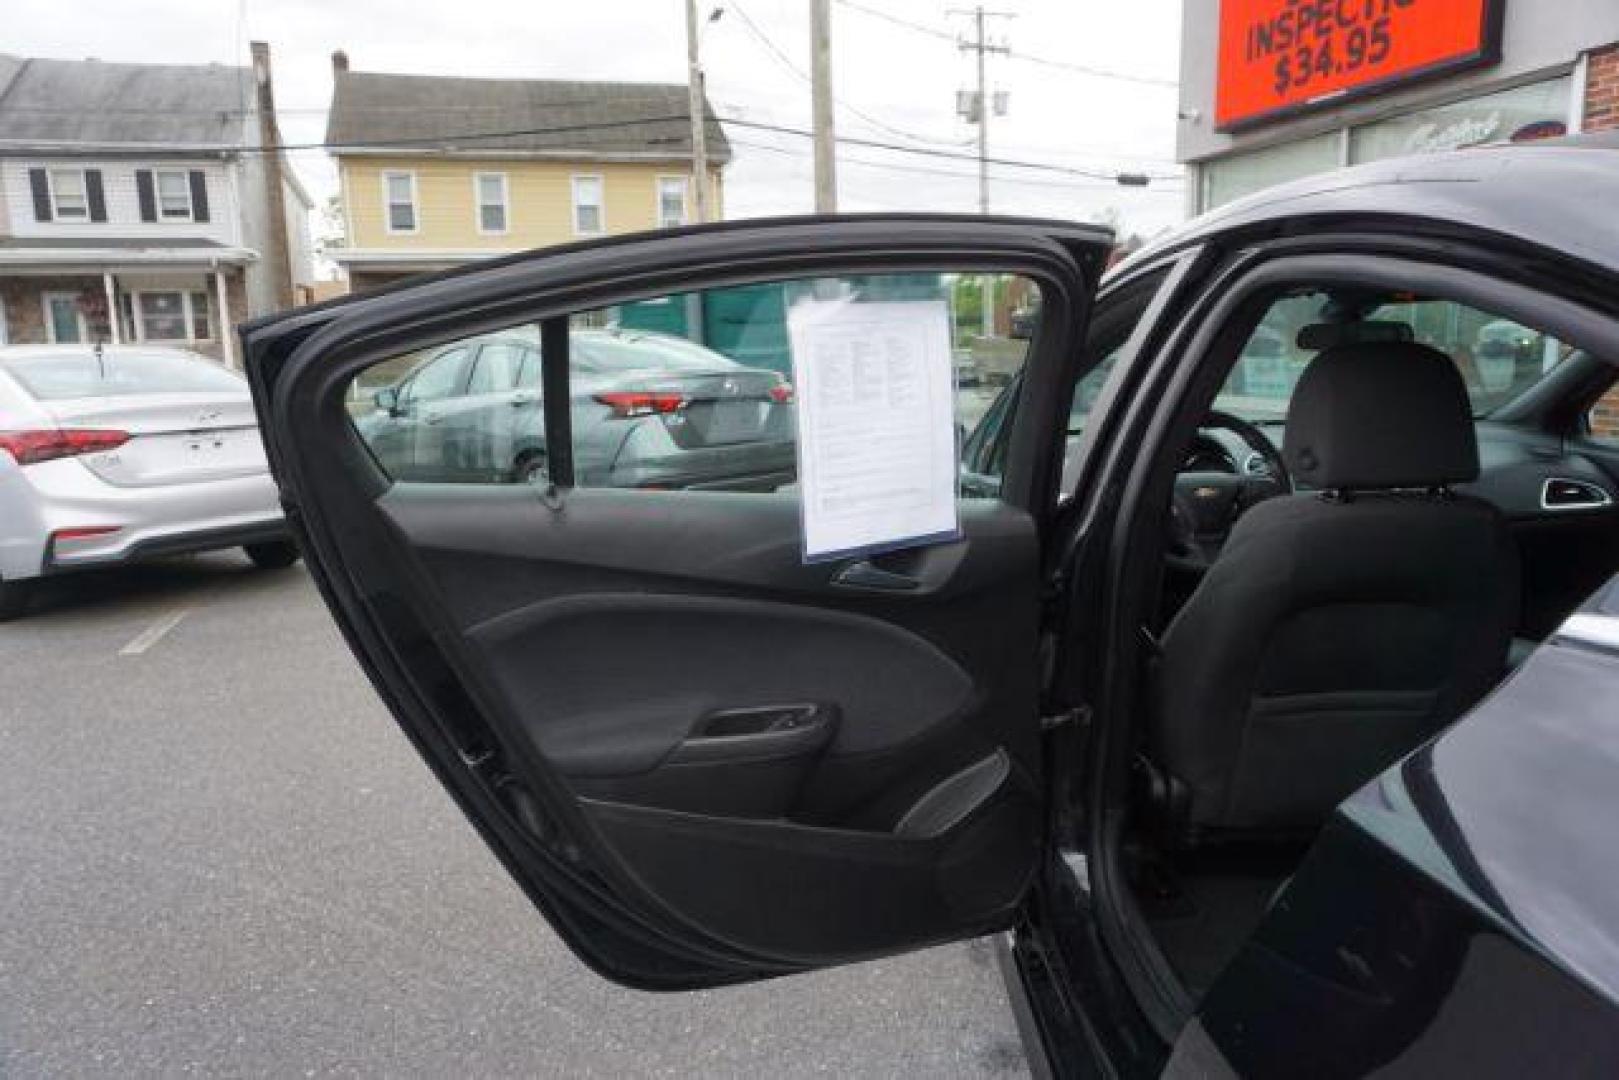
left=728, top=134, right=1182, bottom=191
left=720, top=95, right=1177, bottom=167
left=0, top=105, right=1178, bottom=167
left=725, top=115, right=1181, bottom=183
left=0, top=109, right=1179, bottom=181
left=0, top=113, right=696, bottom=153
left=835, top=0, right=956, bottom=42
left=834, top=0, right=1179, bottom=89
left=1003, top=46, right=1177, bottom=88
left=725, top=1, right=967, bottom=149
left=728, top=115, right=1185, bottom=182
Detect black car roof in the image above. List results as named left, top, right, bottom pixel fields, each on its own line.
left=1124, top=139, right=1619, bottom=278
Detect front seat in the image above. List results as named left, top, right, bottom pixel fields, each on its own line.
left=1149, top=341, right=1518, bottom=839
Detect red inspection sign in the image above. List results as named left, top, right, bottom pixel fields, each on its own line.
left=1215, top=0, right=1504, bottom=132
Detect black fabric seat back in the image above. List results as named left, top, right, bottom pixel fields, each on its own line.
left=1150, top=342, right=1518, bottom=834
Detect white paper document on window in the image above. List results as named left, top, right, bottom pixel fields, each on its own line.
left=788, top=298, right=960, bottom=561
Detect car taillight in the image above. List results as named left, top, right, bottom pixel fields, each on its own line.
left=768, top=382, right=794, bottom=404
left=594, top=391, right=689, bottom=417
left=52, top=525, right=122, bottom=543
left=0, top=429, right=130, bottom=466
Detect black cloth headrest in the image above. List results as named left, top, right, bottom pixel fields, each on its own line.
left=1283, top=342, right=1479, bottom=489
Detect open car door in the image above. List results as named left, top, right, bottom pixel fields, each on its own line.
left=243, top=216, right=1109, bottom=988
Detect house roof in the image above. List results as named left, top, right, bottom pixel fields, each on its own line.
left=0, top=54, right=252, bottom=147
left=325, top=69, right=731, bottom=164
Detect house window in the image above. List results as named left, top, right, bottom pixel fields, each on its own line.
left=475, top=172, right=508, bottom=233
left=383, top=171, right=417, bottom=233
left=572, top=175, right=604, bottom=235
left=190, top=290, right=213, bottom=340
left=43, top=292, right=86, bottom=343
left=135, top=291, right=211, bottom=343
left=657, top=176, right=687, bottom=228
left=49, top=169, right=89, bottom=220
left=154, top=169, right=193, bottom=219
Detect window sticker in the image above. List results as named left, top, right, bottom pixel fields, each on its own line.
left=787, top=297, right=960, bottom=562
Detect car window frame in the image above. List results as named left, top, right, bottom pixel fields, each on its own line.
left=966, top=264, right=1181, bottom=506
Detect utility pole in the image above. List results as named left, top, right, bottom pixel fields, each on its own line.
left=810, top=0, right=837, bottom=213
left=686, top=0, right=711, bottom=222
left=953, top=6, right=1011, bottom=335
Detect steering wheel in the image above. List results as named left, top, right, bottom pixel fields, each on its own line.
left=1166, top=410, right=1291, bottom=573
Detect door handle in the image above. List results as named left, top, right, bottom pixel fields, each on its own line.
left=833, top=559, right=920, bottom=591
left=669, top=704, right=837, bottom=765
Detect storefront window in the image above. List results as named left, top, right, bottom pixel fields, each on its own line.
left=1348, top=77, right=1573, bottom=164
left=1201, top=132, right=1340, bottom=210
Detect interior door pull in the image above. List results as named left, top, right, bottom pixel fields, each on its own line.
left=833, top=560, right=920, bottom=591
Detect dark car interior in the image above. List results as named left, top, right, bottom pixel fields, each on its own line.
left=1111, top=283, right=1619, bottom=1000
left=251, top=209, right=1617, bottom=1031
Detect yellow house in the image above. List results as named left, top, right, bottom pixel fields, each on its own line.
left=325, top=52, right=728, bottom=292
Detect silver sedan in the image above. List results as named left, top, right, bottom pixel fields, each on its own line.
left=0, top=345, right=293, bottom=619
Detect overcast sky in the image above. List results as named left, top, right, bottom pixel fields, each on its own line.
left=9, top=0, right=1186, bottom=263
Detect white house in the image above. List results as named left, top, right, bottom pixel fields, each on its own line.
left=0, top=43, right=314, bottom=366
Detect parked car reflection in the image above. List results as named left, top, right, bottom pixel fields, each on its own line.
left=354, top=329, right=799, bottom=491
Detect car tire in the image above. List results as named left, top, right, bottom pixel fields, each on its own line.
left=0, top=576, right=35, bottom=622
left=243, top=540, right=301, bottom=570
left=513, top=452, right=550, bottom=486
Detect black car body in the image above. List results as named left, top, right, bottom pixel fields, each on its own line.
left=241, top=134, right=1619, bottom=1077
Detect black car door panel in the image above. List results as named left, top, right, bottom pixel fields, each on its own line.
left=243, top=215, right=1109, bottom=986
left=376, top=486, right=1039, bottom=825
left=362, top=475, right=1046, bottom=962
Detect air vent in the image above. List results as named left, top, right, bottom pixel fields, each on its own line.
left=1242, top=452, right=1271, bottom=478
left=1541, top=477, right=1614, bottom=511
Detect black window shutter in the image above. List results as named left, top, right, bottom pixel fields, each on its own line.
left=188, top=170, right=209, bottom=222
left=28, top=168, right=51, bottom=221
left=86, top=170, right=107, bottom=222
left=135, top=170, right=157, bottom=222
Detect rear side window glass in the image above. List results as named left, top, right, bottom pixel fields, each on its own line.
left=1217, top=292, right=1576, bottom=423
left=344, top=271, right=1042, bottom=496
left=1, top=352, right=242, bottom=400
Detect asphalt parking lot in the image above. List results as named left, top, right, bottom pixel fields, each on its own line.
left=0, top=554, right=1028, bottom=1078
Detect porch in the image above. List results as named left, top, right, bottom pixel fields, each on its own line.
left=0, top=239, right=256, bottom=367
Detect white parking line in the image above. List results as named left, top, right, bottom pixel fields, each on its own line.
left=119, top=609, right=191, bottom=656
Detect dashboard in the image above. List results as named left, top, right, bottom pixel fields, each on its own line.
left=1192, top=420, right=1619, bottom=518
